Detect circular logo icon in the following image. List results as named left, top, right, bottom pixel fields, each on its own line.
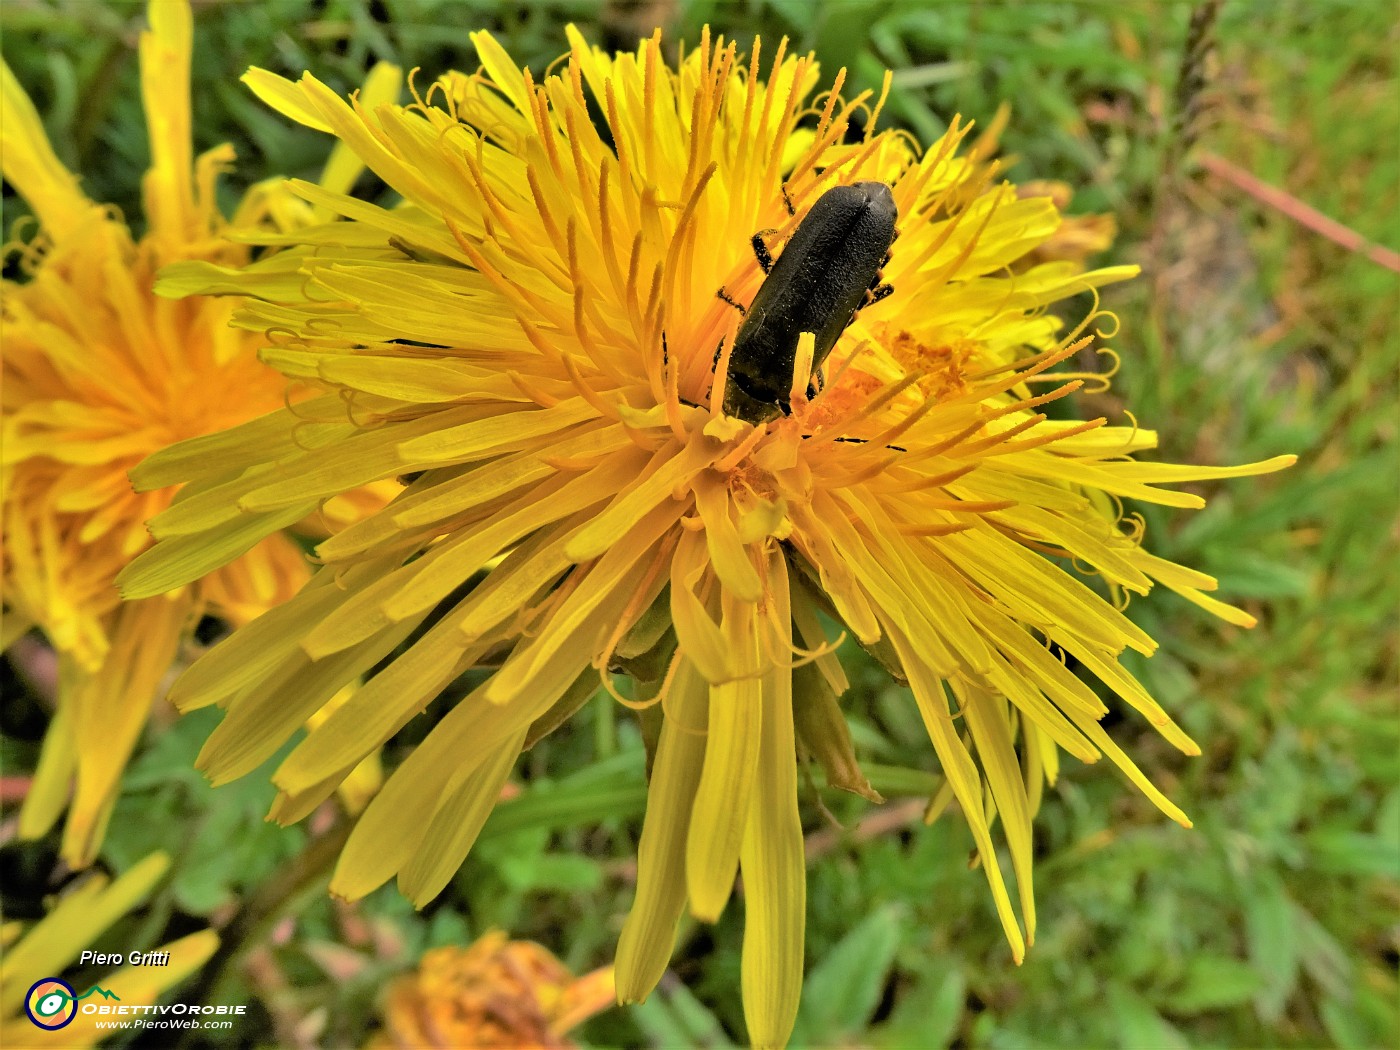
left=25, top=978, right=77, bottom=1030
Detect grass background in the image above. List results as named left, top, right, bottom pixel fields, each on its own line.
left=3, top=0, right=1396, bottom=1047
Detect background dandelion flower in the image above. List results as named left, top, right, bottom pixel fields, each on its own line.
left=365, top=931, right=614, bottom=1050
left=0, top=0, right=397, bottom=866
left=118, top=28, right=1294, bottom=1047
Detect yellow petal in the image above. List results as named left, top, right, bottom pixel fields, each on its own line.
left=686, top=592, right=762, bottom=922
left=398, top=730, right=524, bottom=905
left=17, top=698, right=77, bottom=841
left=198, top=616, right=417, bottom=786
left=0, top=59, right=94, bottom=237
left=316, top=61, right=403, bottom=208
left=117, top=503, right=314, bottom=599
left=615, top=660, right=709, bottom=1002
left=564, top=437, right=718, bottom=562
left=63, top=598, right=189, bottom=867
left=241, top=67, right=333, bottom=133
left=694, top=471, right=763, bottom=601
left=961, top=683, right=1037, bottom=944
left=139, top=0, right=196, bottom=248
left=888, top=622, right=1026, bottom=962
left=740, top=554, right=805, bottom=1049
left=333, top=671, right=596, bottom=901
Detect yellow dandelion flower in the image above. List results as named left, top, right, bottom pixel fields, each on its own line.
left=967, top=106, right=1117, bottom=271
left=1016, top=179, right=1118, bottom=266
left=366, top=931, right=614, bottom=1049
left=117, top=28, right=1295, bottom=1047
left=0, top=0, right=399, bottom=866
left=0, top=852, right=218, bottom=1048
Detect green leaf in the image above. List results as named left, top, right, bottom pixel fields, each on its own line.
left=874, top=965, right=965, bottom=1049
left=103, top=708, right=301, bottom=915
left=863, top=764, right=944, bottom=797
left=1167, top=956, right=1266, bottom=1014
left=794, top=904, right=903, bottom=1044
left=495, top=851, right=603, bottom=893
left=1106, top=987, right=1190, bottom=1050
left=630, top=979, right=736, bottom=1048
left=478, top=750, right=649, bottom=841
left=1305, top=829, right=1398, bottom=877
left=214, top=81, right=304, bottom=164
left=813, top=0, right=893, bottom=92
left=1209, top=552, right=1313, bottom=599
left=423, top=909, right=472, bottom=949
left=1321, top=984, right=1399, bottom=1050
left=1244, top=871, right=1299, bottom=1023
left=1293, top=903, right=1353, bottom=1001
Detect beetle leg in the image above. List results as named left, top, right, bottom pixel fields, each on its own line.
left=715, top=287, right=747, bottom=317
left=865, top=255, right=893, bottom=296
left=781, top=183, right=796, bottom=216
left=751, top=229, right=778, bottom=273
left=867, top=283, right=894, bottom=306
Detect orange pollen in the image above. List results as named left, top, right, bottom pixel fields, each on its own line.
left=888, top=329, right=974, bottom=400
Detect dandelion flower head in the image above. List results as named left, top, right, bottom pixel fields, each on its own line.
left=0, top=1, right=394, bottom=865
left=366, top=931, right=615, bottom=1049
left=119, top=27, right=1295, bottom=1047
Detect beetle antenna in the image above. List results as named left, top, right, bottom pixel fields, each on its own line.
left=716, top=286, right=747, bottom=316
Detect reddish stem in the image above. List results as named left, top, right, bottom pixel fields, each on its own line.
left=1198, top=151, right=1400, bottom=274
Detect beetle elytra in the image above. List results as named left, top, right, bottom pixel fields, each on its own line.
left=720, top=181, right=898, bottom=424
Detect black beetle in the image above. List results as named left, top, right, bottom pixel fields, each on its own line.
left=719, top=180, right=898, bottom=424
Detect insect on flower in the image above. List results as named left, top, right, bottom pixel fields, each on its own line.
left=114, top=26, right=1297, bottom=1049
left=719, top=180, right=898, bottom=423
